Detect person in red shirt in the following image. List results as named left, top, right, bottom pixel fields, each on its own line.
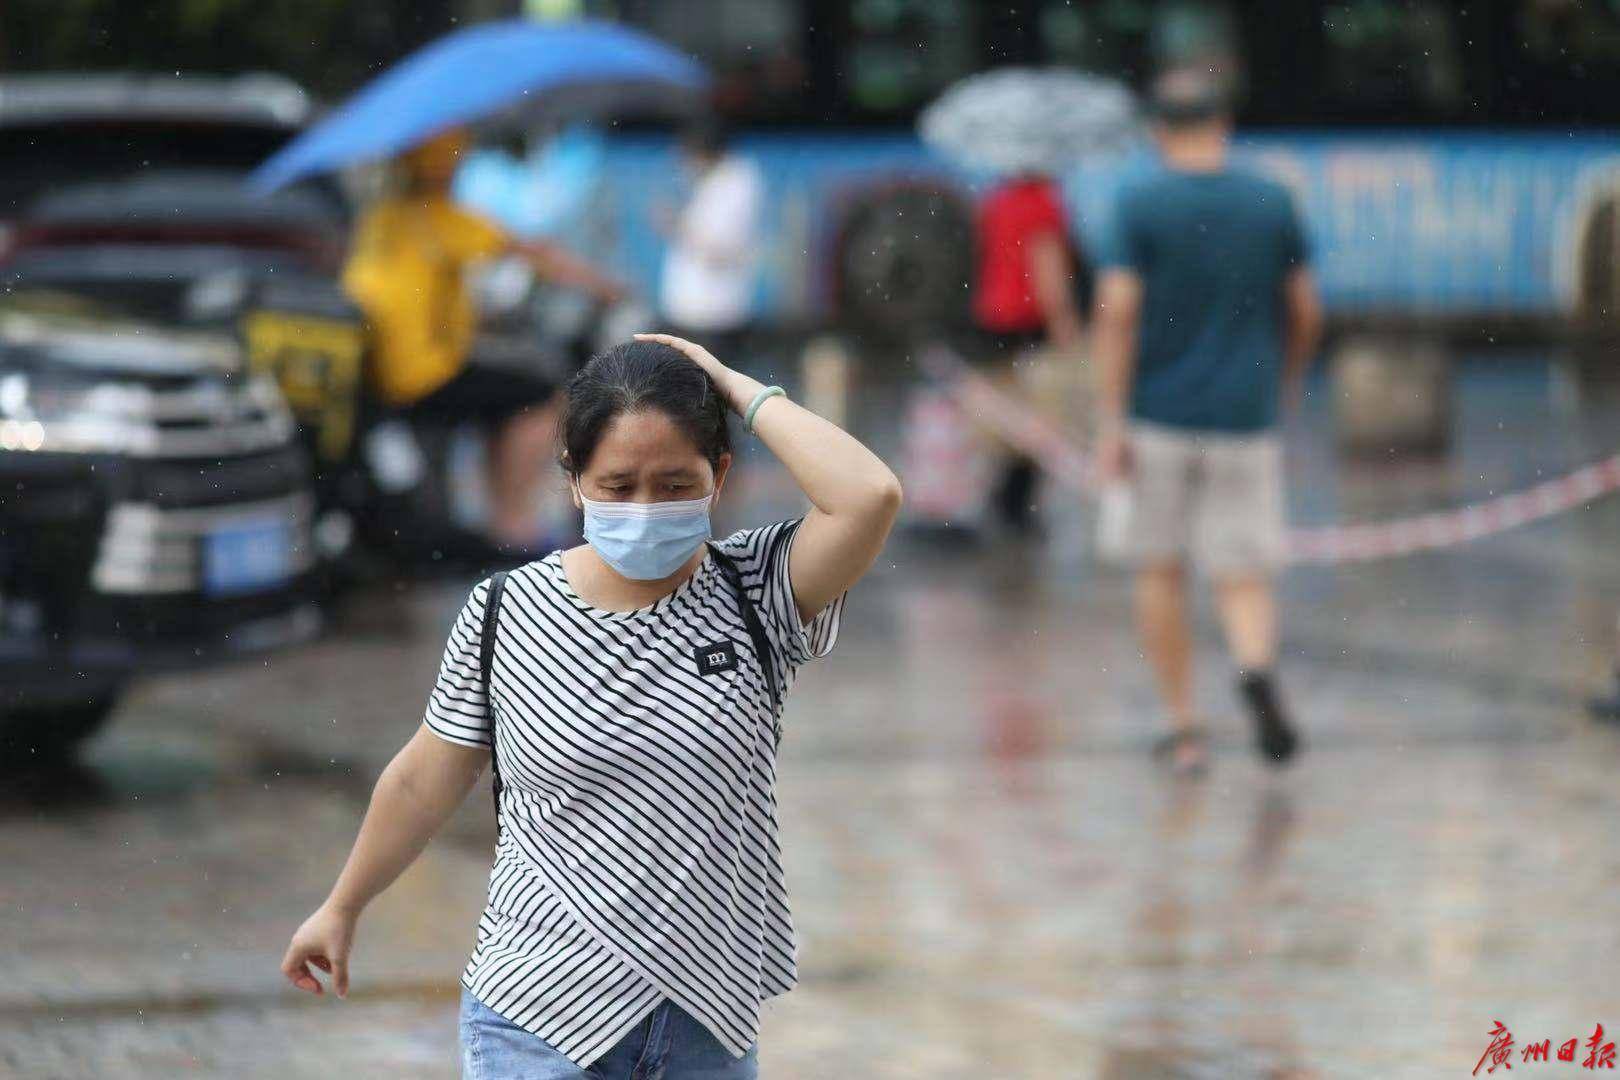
left=972, top=172, right=1087, bottom=531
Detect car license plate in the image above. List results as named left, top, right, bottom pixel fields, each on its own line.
left=203, top=517, right=293, bottom=596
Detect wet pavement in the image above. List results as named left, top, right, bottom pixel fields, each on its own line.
left=4, top=357, right=1620, bottom=1079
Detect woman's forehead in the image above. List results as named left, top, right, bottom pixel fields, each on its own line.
left=586, top=411, right=708, bottom=471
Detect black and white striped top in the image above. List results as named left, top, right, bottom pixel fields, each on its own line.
left=423, top=519, right=843, bottom=1066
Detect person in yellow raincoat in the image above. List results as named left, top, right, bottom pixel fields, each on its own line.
left=343, top=128, right=624, bottom=548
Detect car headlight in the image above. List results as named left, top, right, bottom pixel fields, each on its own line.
left=0, top=371, right=130, bottom=454
left=0, top=417, right=46, bottom=452
left=0, top=374, right=41, bottom=449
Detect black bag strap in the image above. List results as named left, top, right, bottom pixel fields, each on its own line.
left=479, top=570, right=511, bottom=828
left=707, top=543, right=783, bottom=745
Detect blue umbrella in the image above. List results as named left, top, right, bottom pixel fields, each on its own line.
left=249, top=19, right=706, bottom=194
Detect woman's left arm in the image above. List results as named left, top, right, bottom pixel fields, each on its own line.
left=635, top=334, right=903, bottom=622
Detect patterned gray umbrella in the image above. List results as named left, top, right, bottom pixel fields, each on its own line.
left=919, top=67, right=1140, bottom=174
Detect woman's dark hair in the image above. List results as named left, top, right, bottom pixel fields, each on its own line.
left=559, top=340, right=732, bottom=476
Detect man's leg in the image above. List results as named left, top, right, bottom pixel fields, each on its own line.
left=1589, top=609, right=1620, bottom=721
left=1199, top=434, right=1298, bottom=765
left=1213, top=576, right=1298, bottom=763
left=1212, top=575, right=1277, bottom=671
left=994, top=456, right=1041, bottom=533
left=1136, top=560, right=1198, bottom=732
left=1115, top=424, right=1205, bottom=772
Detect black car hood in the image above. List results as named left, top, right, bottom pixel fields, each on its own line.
left=24, top=169, right=344, bottom=233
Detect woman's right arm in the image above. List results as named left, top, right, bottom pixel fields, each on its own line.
left=281, top=726, right=488, bottom=998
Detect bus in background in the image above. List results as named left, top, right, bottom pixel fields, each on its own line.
left=494, top=1, right=1620, bottom=352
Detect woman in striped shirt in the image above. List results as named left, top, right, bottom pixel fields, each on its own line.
left=282, top=334, right=902, bottom=1078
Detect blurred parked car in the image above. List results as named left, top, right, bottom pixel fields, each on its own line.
left=0, top=304, right=320, bottom=760
left=0, top=76, right=343, bottom=759
left=0, top=73, right=364, bottom=479
left=0, top=74, right=584, bottom=588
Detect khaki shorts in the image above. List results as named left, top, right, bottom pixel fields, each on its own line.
left=1097, top=422, right=1286, bottom=576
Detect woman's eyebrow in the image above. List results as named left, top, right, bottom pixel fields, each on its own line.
left=592, top=467, right=700, bottom=483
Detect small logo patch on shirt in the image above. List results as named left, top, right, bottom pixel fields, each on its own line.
left=694, top=640, right=739, bottom=677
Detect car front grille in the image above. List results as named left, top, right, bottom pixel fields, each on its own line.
left=22, top=373, right=296, bottom=459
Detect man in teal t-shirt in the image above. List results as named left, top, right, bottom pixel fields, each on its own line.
left=1110, top=168, right=1307, bottom=431
left=1092, top=68, right=1323, bottom=776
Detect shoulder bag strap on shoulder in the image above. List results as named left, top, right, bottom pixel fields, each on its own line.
left=479, top=571, right=510, bottom=828
left=706, top=544, right=783, bottom=740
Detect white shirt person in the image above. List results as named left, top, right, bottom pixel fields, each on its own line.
left=658, top=122, right=763, bottom=335
left=282, top=334, right=902, bottom=1079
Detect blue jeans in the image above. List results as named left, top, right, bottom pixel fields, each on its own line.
left=458, top=988, right=760, bottom=1080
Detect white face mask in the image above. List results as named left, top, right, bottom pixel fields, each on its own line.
left=579, top=492, right=714, bottom=581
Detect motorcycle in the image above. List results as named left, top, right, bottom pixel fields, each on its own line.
left=242, top=260, right=649, bottom=589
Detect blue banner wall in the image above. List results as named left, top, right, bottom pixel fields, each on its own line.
left=461, top=130, right=1620, bottom=323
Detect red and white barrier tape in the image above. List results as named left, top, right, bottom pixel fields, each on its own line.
left=919, top=345, right=1620, bottom=565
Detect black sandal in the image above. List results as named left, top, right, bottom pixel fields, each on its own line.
left=1152, top=727, right=1210, bottom=777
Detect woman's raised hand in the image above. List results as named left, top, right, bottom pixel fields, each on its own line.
left=633, top=331, right=723, bottom=379
left=637, top=332, right=900, bottom=624
left=633, top=333, right=760, bottom=416
left=281, top=901, right=358, bottom=999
